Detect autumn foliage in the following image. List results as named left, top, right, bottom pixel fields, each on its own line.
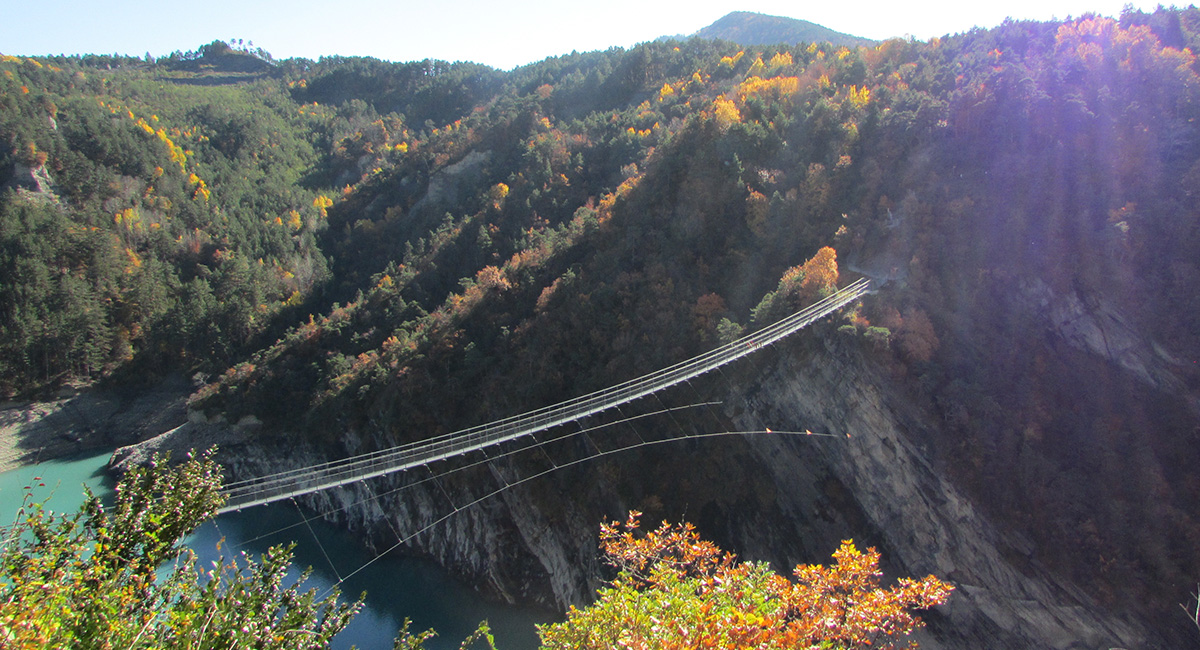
left=538, top=512, right=953, bottom=650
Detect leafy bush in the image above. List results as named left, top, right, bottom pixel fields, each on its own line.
left=0, top=451, right=360, bottom=649
left=538, top=512, right=953, bottom=650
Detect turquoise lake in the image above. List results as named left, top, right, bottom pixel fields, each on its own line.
left=0, top=451, right=553, bottom=649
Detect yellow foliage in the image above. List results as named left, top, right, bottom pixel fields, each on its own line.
left=768, top=51, right=793, bottom=69
left=713, top=96, right=742, bottom=128
left=719, top=51, right=745, bottom=69
left=114, top=207, right=141, bottom=229
left=737, top=76, right=800, bottom=102
left=658, top=82, right=675, bottom=101
left=848, top=85, right=871, bottom=108
left=488, top=182, right=509, bottom=210
left=286, top=210, right=303, bottom=231
left=615, top=175, right=639, bottom=199
left=313, top=194, right=334, bottom=218
left=124, top=248, right=142, bottom=271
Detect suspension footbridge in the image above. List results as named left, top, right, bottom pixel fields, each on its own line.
left=218, top=278, right=870, bottom=514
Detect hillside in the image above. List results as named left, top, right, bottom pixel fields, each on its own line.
left=5, top=6, right=1200, bottom=648
left=693, top=11, right=876, bottom=48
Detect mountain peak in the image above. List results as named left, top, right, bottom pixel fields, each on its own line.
left=694, top=11, right=875, bottom=48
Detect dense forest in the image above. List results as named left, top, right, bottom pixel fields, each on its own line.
left=4, top=6, right=1200, bottom=646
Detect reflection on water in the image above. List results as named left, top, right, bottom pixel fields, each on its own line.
left=1, top=452, right=554, bottom=650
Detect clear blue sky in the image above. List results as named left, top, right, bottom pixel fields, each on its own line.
left=2, top=0, right=1169, bottom=70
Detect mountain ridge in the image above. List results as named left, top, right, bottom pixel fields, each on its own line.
left=5, top=7, right=1200, bottom=647
left=690, top=11, right=876, bottom=48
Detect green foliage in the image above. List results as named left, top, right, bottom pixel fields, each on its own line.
left=864, top=326, right=891, bottom=346
left=0, top=451, right=365, bottom=649
left=7, top=14, right=1200, bottom=633
left=695, top=11, right=877, bottom=49
left=716, top=317, right=745, bottom=344
left=0, top=52, right=333, bottom=395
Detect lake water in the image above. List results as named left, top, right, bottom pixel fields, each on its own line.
left=0, top=451, right=554, bottom=649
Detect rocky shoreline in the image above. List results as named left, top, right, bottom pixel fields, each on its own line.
left=0, top=375, right=193, bottom=474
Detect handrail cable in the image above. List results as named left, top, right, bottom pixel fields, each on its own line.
left=217, top=278, right=868, bottom=513
left=228, top=402, right=719, bottom=549
left=317, top=426, right=846, bottom=599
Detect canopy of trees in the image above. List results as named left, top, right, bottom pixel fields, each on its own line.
left=4, top=8, right=1200, bottom=641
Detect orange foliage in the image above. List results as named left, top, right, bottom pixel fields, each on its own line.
left=799, top=246, right=839, bottom=293
left=895, top=308, right=940, bottom=364
left=780, top=246, right=839, bottom=302
left=540, top=512, right=953, bottom=650
left=692, top=293, right=727, bottom=333
left=475, top=265, right=511, bottom=291
left=745, top=189, right=769, bottom=237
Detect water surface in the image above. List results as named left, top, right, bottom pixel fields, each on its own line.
left=0, top=452, right=553, bottom=649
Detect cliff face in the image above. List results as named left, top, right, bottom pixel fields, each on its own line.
left=731, top=336, right=1150, bottom=649
left=115, top=314, right=1171, bottom=649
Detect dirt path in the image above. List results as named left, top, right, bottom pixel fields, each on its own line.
left=0, top=376, right=193, bottom=473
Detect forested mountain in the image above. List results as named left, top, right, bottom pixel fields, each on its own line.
left=6, top=7, right=1200, bottom=647
left=693, top=11, right=876, bottom=48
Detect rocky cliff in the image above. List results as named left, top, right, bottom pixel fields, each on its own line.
left=112, top=316, right=1169, bottom=649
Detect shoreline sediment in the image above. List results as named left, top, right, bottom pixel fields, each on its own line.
left=0, top=376, right=193, bottom=474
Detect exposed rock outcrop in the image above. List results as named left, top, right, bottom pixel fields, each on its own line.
left=113, top=328, right=1164, bottom=649
left=3, top=162, right=58, bottom=198
left=1, top=376, right=191, bottom=472
left=732, top=337, right=1149, bottom=649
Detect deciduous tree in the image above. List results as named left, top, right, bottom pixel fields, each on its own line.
left=539, top=512, right=953, bottom=650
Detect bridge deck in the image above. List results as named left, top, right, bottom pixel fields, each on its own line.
left=218, top=278, right=869, bottom=513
